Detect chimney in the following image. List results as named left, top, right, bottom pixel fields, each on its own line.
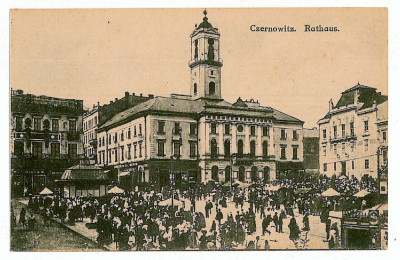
left=132, top=93, right=135, bottom=96
left=125, top=91, right=129, bottom=97
left=140, top=93, right=143, bottom=97
left=329, top=99, right=334, bottom=112
left=115, top=98, right=118, bottom=102
left=110, top=100, right=113, bottom=104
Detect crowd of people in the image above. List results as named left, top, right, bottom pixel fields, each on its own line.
left=17, top=173, right=379, bottom=250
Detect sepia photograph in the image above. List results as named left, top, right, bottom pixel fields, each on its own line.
left=9, top=8, right=388, bottom=251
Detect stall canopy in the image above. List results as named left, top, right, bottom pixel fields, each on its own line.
left=39, top=187, right=53, bottom=195
left=61, top=164, right=110, bottom=181
left=108, top=186, right=125, bottom=194
left=321, top=188, right=340, bottom=197
left=353, top=190, right=370, bottom=198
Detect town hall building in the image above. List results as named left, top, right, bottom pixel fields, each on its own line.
left=96, top=11, right=304, bottom=190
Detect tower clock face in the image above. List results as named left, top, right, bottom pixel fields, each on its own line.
left=237, top=125, right=244, bottom=132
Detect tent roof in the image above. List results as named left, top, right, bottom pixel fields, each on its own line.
left=39, top=187, right=53, bottom=195
left=321, top=188, right=340, bottom=197
left=108, top=186, right=124, bottom=194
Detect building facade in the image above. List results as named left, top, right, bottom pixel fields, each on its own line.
left=10, top=89, right=85, bottom=196
left=83, top=105, right=99, bottom=162
left=96, top=12, right=304, bottom=190
left=83, top=91, right=153, bottom=164
left=317, top=84, right=388, bottom=179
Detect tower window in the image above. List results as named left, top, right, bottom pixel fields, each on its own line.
left=207, top=38, right=215, bottom=61
left=194, top=39, right=198, bottom=59
left=194, top=83, right=197, bottom=96
left=209, top=82, right=215, bottom=95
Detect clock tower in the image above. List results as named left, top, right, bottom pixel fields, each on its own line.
left=189, top=10, right=223, bottom=100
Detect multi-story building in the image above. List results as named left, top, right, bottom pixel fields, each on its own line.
left=10, top=89, right=85, bottom=196
left=303, top=127, right=320, bottom=174
left=83, top=91, right=153, bottom=163
left=96, top=11, right=304, bottom=190
left=376, top=100, right=388, bottom=194
left=83, top=104, right=98, bottom=162
left=317, top=83, right=388, bottom=179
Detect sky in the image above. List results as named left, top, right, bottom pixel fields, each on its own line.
left=10, top=8, right=387, bottom=128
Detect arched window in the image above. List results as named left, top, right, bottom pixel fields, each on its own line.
left=210, top=139, right=218, bottom=158
left=193, top=83, right=197, bottom=96
left=224, top=139, right=231, bottom=158
left=239, top=166, right=245, bottom=182
left=263, top=141, right=268, bottom=158
left=209, top=82, right=215, bottom=95
left=251, top=166, right=258, bottom=182
left=212, top=166, right=219, bottom=181
left=237, top=140, right=244, bottom=158
left=225, top=166, right=231, bottom=183
left=250, top=140, right=256, bottom=157
left=194, top=39, right=198, bottom=59
left=263, top=166, right=270, bottom=183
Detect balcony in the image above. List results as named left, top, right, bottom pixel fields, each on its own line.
left=329, top=134, right=357, bottom=144
left=188, top=58, right=223, bottom=68
left=14, top=131, right=61, bottom=141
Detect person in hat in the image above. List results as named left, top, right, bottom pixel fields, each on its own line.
left=199, top=230, right=209, bottom=250
left=273, top=212, right=279, bottom=232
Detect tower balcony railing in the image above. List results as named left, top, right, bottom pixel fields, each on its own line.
left=188, top=57, right=223, bottom=65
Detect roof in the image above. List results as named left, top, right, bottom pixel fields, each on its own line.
left=335, top=83, right=387, bottom=109
left=318, top=83, right=387, bottom=124
left=99, top=96, right=304, bottom=131
left=61, top=164, right=110, bottom=181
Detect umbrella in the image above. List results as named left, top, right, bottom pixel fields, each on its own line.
left=39, top=187, right=53, bottom=195
left=321, top=188, right=340, bottom=197
left=158, top=199, right=184, bottom=207
left=108, top=186, right=125, bottom=194
left=353, top=190, right=370, bottom=198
